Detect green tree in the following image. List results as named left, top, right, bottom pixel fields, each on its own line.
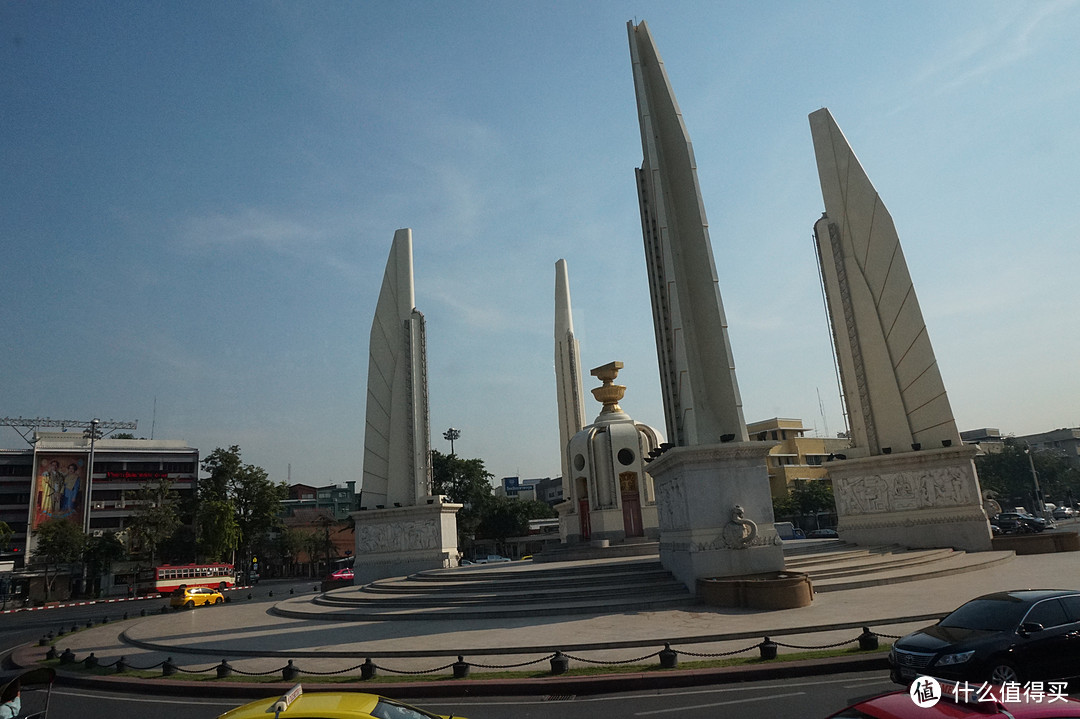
left=196, top=499, right=241, bottom=562
left=127, top=479, right=182, bottom=568
left=976, top=438, right=1080, bottom=510
left=83, top=531, right=127, bottom=597
left=430, top=449, right=495, bottom=545
left=33, top=519, right=86, bottom=601
left=0, top=521, right=12, bottom=552
left=476, top=497, right=556, bottom=552
left=199, top=446, right=288, bottom=567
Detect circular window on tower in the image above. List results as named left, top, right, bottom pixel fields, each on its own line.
left=617, top=448, right=635, bottom=466
left=574, top=454, right=586, bottom=471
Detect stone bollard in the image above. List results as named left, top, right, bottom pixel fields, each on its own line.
left=57, top=626, right=66, bottom=636
left=216, top=660, right=233, bottom=679
left=452, top=655, right=470, bottom=679
left=85, top=619, right=94, bottom=628
left=290, top=588, right=294, bottom=595
left=162, top=657, right=178, bottom=677
left=71, top=625, right=79, bottom=634
left=38, top=636, right=48, bottom=647
left=247, top=593, right=253, bottom=600
left=159, top=605, right=169, bottom=614
left=45, top=646, right=58, bottom=661
left=115, top=656, right=127, bottom=673
left=102, top=616, right=109, bottom=624
left=123, top=611, right=129, bottom=620
left=858, top=627, right=879, bottom=651
left=659, top=643, right=678, bottom=669
left=549, top=651, right=568, bottom=675
left=282, top=660, right=299, bottom=682
left=361, top=658, right=377, bottom=680
left=84, top=653, right=98, bottom=669
left=313, top=585, right=319, bottom=592
left=759, top=637, right=778, bottom=661
left=268, top=590, right=274, bottom=597
left=59, top=648, right=76, bottom=665
left=141, top=608, right=147, bottom=617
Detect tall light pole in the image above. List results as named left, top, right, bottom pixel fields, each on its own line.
left=82, top=418, right=101, bottom=533
left=443, top=427, right=461, bottom=456
left=1025, top=447, right=1045, bottom=517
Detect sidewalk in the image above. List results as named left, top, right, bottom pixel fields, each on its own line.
left=13, top=549, right=1080, bottom=698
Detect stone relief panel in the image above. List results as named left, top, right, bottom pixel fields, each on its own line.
left=656, top=477, right=689, bottom=531
left=356, top=519, right=440, bottom=554
left=835, top=465, right=976, bottom=515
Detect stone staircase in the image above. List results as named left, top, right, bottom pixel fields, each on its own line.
left=783, top=540, right=1014, bottom=592
left=270, top=541, right=1014, bottom=622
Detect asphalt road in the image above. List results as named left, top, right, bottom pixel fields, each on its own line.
left=28, top=670, right=901, bottom=719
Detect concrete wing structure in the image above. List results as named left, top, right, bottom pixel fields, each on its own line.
left=628, top=21, right=785, bottom=594
left=361, top=228, right=432, bottom=509
left=554, top=259, right=587, bottom=490
left=810, top=108, right=960, bottom=456
left=628, top=19, right=748, bottom=448
left=809, top=109, right=991, bottom=551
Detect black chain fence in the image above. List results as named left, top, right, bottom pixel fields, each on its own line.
left=43, top=609, right=900, bottom=681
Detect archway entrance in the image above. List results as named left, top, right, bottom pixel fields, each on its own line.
left=620, top=472, right=644, bottom=538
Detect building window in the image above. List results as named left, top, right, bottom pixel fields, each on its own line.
left=617, top=448, right=635, bottom=466
left=0, top=465, right=32, bottom=477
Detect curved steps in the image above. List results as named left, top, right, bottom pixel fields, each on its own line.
left=270, top=542, right=1014, bottom=621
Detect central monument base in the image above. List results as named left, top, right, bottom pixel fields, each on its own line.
left=350, top=499, right=462, bottom=584
left=829, top=446, right=993, bottom=552
left=646, top=443, right=785, bottom=596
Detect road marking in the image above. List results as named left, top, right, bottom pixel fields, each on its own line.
left=634, top=691, right=806, bottom=715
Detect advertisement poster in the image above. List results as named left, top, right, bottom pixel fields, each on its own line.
left=30, top=453, right=87, bottom=529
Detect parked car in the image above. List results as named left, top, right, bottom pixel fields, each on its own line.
left=473, top=555, right=511, bottom=564
left=170, top=585, right=225, bottom=609
left=889, top=589, right=1080, bottom=685
left=806, top=528, right=839, bottom=539
left=329, top=568, right=354, bottom=580
left=827, top=686, right=1080, bottom=718
left=218, top=685, right=467, bottom=719
left=991, top=512, right=1047, bottom=534
left=1052, top=506, right=1074, bottom=520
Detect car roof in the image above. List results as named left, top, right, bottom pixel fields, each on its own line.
left=972, top=589, right=1080, bottom=603
left=848, top=690, right=1080, bottom=718
left=221, top=691, right=380, bottom=718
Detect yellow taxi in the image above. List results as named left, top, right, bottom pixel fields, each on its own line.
left=169, top=585, right=225, bottom=609
left=217, top=685, right=465, bottom=719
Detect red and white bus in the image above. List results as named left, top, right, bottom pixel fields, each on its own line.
left=136, top=563, right=236, bottom=595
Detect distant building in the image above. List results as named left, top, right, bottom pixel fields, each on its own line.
left=746, top=418, right=850, bottom=498
left=1014, top=428, right=1080, bottom=470
left=281, top=481, right=358, bottom=521
left=960, top=427, right=1005, bottom=449
left=0, top=432, right=197, bottom=570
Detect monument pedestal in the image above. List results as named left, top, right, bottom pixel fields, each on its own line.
left=350, top=498, right=462, bottom=584
left=829, top=446, right=992, bottom=551
left=647, top=442, right=785, bottom=595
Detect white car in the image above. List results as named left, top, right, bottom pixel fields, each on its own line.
left=474, top=554, right=511, bottom=564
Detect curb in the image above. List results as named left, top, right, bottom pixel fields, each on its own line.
left=10, top=643, right=891, bottom=700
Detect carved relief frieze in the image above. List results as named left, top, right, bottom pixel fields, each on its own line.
left=656, top=477, right=689, bottom=531
left=356, top=519, right=440, bottom=554
left=835, top=465, right=977, bottom=515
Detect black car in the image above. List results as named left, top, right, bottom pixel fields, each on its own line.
left=992, top=512, right=1047, bottom=533
left=890, top=590, right=1080, bottom=685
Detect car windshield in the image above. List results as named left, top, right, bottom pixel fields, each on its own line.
left=370, top=698, right=438, bottom=719
left=938, top=597, right=1031, bottom=631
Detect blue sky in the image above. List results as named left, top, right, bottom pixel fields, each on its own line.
left=3, top=1, right=1078, bottom=488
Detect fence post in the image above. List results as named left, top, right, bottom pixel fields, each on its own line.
left=858, top=627, right=879, bottom=651
left=659, top=643, right=678, bottom=669
left=759, top=637, right=778, bottom=660
left=452, top=655, right=470, bottom=679
left=282, top=660, right=299, bottom=681
left=361, top=658, right=377, bottom=680
left=550, top=652, right=568, bottom=675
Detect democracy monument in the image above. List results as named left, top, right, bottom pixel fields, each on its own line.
left=349, top=20, right=994, bottom=592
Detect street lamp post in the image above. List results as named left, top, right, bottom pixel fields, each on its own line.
left=1025, top=448, right=1046, bottom=517
left=443, top=428, right=461, bottom=456
left=82, top=418, right=101, bottom=534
